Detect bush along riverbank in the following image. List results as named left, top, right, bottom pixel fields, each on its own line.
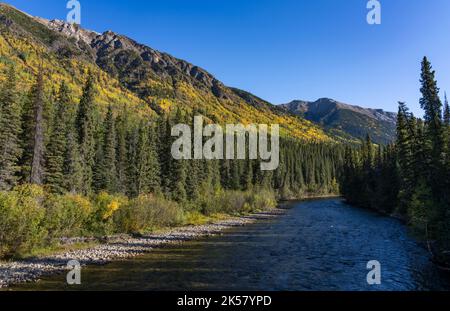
left=0, top=185, right=285, bottom=288
left=0, top=185, right=279, bottom=260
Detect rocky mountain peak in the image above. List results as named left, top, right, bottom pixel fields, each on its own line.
left=280, top=98, right=397, bottom=144
left=31, top=16, right=228, bottom=98
left=35, top=18, right=100, bottom=46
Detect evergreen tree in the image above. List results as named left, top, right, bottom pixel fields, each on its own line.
left=98, top=106, right=118, bottom=193
left=157, top=115, right=173, bottom=196
left=136, top=122, right=161, bottom=195
left=126, top=125, right=139, bottom=197
left=170, top=109, right=188, bottom=202
left=243, top=158, right=254, bottom=190
left=419, top=58, right=448, bottom=242
left=184, top=115, right=201, bottom=201
left=230, top=160, right=242, bottom=190
left=396, top=102, right=415, bottom=212
left=75, top=74, right=97, bottom=195
left=185, top=159, right=201, bottom=201
left=20, top=69, right=46, bottom=184
left=45, top=81, right=71, bottom=193
left=64, top=128, right=83, bottom=193
left=0, top=67, right=22, bottom=190
left=444, top=93, right=450, bottom=126
left=220, top=159, right=232, bottom=189
left=115, top=111, right=129, bottom=194
left=207, top=159, right=222, bottom=193
left=419, top=57, right=445, bottom=190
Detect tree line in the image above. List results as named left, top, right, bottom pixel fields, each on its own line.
left=341, top=57, right=450, bottom=266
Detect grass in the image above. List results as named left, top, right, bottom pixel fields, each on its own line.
left=182, top=211, right=232, bottom=226
left=12, top=242, right=99, bottom=261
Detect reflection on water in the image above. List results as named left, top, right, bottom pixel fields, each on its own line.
left=15, top=199, right=450, bottom=291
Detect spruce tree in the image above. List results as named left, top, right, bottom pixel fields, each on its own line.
left=115, top=111, right=129, bottom=194
left=444, top=93, right=450, bottom=126
left=396, top=102, right=415, bottom=211
left=45, top=81, right=71, bottom=193
left=170, top=109, right=188, bottom=202
left=99, top=105, right=118, bottom=193
left=243, top=158, right=254, bottom=190
left=419, top=57, right=447, bottom=240
left=64, top=128, right=84, bottom=193
left=185, top=115, right=201, bottom=201
left=126, top=125, right=139, bottom=197
left=220, top=159, right=232, bottom=189
left=157, top=115, right=173, bottom=196
left=20, top=69, right=46, bottom=184
left=230, top=160, right=242, bottom=190
left=419, top=57, right=444, bottom=186
left=75, top=73, right=97, bottom=195
left=185, top=159, right=200, bottom=201
left=147, top=124, right=162, bottom=193
left=0, top=66, right=22, bottom=190
left=136, top=123, right=161, bottom=195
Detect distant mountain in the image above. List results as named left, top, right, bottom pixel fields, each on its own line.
left=0, top=3, right=333, bottom=143
left=280, top=98, right=397, bottom=144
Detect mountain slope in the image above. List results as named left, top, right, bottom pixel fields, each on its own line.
left=280, top=98, right=397, bottom=144
left=0, top=3, right=153, bottom=118
left=0, top=3, right=333, bottom=142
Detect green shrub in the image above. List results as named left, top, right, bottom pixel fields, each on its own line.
left=0, top=185, right=47, bottom=258
left=44, top=194, right=93, bottom=240
left=246, top=189, right=277, bottom=212
left=88, top=192, right=128, bottom=236
left=200, top=189, right=277, bottom=216
left=196, top=190, right=221, bottom=216
left=220, top=191, right=248, bottom=214
left=114, top=194, right=183, bottom=233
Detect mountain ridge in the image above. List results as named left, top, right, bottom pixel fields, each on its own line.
left=280, top=98, right=397, bottom=144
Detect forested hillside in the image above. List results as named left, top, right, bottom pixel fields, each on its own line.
left=280, top=98, right=397, bottom=145
left=341, top=57, right=450, bottom=267
left=0, top=3, right=332, bottom=142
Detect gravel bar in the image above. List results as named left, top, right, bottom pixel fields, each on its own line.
left=0, top=209, right=285, bottom=289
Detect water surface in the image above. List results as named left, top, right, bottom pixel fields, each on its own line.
left=15, top=199, right=450, bottom=291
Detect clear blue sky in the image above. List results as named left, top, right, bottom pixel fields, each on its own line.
left=5, top=0, right=450, bottom=116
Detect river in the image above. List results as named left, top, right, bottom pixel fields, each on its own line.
left=14, top=199, right=450, bottom=291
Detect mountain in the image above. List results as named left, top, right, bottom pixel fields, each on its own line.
left=280, top=98, right=397, bottom=144
left=0, top=3, right=332, bottom=142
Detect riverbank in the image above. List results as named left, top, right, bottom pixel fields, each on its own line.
left=0, top=208, right=285, bottom=289
left=279, top=193, right=341, bottom=201
left=12, top=198, right=450, bottom=291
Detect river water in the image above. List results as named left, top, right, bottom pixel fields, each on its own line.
left=15, top=199, right=450, bottom=291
